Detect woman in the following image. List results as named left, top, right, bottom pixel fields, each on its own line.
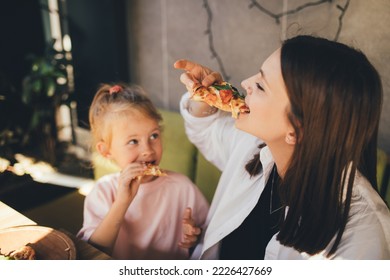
left=175, top=35, right=390, bottom=259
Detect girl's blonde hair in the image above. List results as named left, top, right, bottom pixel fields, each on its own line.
left=89, top=83, right=162, bottom=147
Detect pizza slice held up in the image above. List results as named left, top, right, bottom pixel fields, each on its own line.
left=191, top=82, right=250, bottom=118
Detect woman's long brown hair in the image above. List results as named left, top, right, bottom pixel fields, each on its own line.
left=277, top=36, right=382, bottom=256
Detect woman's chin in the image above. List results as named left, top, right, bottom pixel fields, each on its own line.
left=236, top=111, right=249, bottom=122
left=235, top=112, right=248, bottom=129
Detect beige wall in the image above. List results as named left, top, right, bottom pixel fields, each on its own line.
left=126, top=0, right=390, bottom=152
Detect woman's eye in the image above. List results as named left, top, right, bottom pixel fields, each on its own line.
left=256, top=83, right=264, bottom=91
left=128, top=139, right=138, bottom=145
left=150, top=133, right=160, bottom=140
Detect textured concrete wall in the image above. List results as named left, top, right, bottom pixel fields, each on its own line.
left=126, top=0, right=390, bottom=152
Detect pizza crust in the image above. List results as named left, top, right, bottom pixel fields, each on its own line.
left=143, top=164, right=167, bottom=177
left=1, top=245, right=36, bottom=260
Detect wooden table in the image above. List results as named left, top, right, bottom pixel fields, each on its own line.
left=0, top=201, right=111, bottom=260
left=0, top=201, right=36, bottom=228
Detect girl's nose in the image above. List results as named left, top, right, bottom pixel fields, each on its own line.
left=141, top=142, right=154, bottom=156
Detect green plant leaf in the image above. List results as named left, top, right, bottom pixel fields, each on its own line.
left=46, top=79, right=56, bottom=97
left=32, top=79, right=42, bottom=94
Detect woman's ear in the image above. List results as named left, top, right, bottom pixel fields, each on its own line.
left=96, top=141, right=111, bottom=158
left=285, top=130, right=297, bottom=145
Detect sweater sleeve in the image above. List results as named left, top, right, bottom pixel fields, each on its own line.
left=180, top=92, right=247, bottom=171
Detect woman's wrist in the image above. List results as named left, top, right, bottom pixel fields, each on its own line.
left=187, top=99, right=218, bottom=117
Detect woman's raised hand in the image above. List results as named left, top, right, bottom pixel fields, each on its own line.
left=174, top=59, right=223, bottom=92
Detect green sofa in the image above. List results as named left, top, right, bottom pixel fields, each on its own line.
left=377, top=149, right=390, bottom=205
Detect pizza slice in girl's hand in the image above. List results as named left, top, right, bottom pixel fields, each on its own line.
left=192, top=82, right=250, bottom=118
left=143, top=163, right=167, bottom=177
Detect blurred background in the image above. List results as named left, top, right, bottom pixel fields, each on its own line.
left=0, top=0, right=389, bottom=233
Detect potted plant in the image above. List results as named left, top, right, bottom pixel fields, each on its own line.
left=21, top=42, right=68, bottom=164
left=0, top=70, right=30, bottom=160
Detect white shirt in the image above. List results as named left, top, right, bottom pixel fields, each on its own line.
left=180, top=93, right=390, bottom=260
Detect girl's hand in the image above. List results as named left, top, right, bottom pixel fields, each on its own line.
left=88, top=162, right=146, bottom=255
left=174, top=59, right=223, bottom=93
left=116, top=162, right=145, bottom=205
left=179, top=207, right=202, bottom=249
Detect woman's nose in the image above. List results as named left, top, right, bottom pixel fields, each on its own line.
left=241, top=79, right=251, bottom=95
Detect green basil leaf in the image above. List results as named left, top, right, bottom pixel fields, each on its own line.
left=212, top=83, right=245, bottom=100
left=212, top=84, right=231, bottom=91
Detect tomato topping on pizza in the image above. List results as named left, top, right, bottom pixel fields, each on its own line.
left=192, top=82, right=250, bottom=118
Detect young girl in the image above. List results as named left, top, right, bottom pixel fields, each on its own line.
left=77, top=83, right=209, bottom=259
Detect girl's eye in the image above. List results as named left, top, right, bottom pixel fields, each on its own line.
left=150, top=133, right=160, bottom=140
left=256, top=83, right=264, bottom=91
left=128, top=139, right=138, bottom=145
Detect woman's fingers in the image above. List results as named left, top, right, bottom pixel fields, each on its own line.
left=180, top=72, right=199, bottom=91
left=175, top=59, right=223, bottom=89
left=174, top=59, right=198, bottom=71
left=202, top=71, right=223, bottom=87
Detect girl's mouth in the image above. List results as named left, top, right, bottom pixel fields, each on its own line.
left=141, top=160, right=156, bottom=165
